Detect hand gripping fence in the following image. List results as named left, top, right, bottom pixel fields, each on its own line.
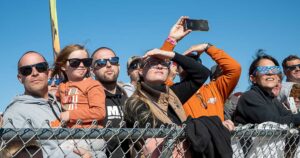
left=1, top=120, right=300, bottom=158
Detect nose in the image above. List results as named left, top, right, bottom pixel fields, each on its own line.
left=295, top=66, right=300, bottom=71
left=31, top=67, right=39, bottom=76
left=79, top=61, right=85, bottom=68
left=157, top=64, right=164, bottom=69
left=106, top=61, right=112, bottom=67
left=50, top=80, right=56, bottom=87
left=152, top=64, right=163, bottom=70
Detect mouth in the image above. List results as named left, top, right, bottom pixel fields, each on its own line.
left=105, top=71, right=114, bottom=75
left=266, top=78, right=275, bottom=81
left=154, top=71, right=164, bottom=75
left=31, top=79, right=43, bottom=83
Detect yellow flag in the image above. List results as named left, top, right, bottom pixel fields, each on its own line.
left=49, top=0, right=60, bottom=59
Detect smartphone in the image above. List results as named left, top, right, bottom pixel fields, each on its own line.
left=184, top=19, right=209, bottom=31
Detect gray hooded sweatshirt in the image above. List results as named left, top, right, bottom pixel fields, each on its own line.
left=278, top=82, right=295, bottom=104
left=3, top=94, right=80, bottom=158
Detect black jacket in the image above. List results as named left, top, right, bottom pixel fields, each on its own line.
left=104, top=85, right=128, bottom=127
left=233, top=85, right=300, bottom=125
left=125, top=53, right=210, bottom=128
left=184, top=116, right=233, bottom=158
left=104, top=86, right=129, bottom=158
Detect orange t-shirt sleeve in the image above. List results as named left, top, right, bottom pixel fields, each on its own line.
left=160, top=40, right=175, bottom=51
left=207, top=46, right=241, bottom=102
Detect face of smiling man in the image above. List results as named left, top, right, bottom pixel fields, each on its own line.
left=17, top=52, right=49, bottom=99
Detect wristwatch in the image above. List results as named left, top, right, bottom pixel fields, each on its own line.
left=205, top=43, right=213, bottom=52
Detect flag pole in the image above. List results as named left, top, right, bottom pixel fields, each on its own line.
left=49, top=0, right=60, bottom=60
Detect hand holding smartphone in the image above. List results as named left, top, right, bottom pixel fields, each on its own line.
left=184, top=19, right=209, bottom=31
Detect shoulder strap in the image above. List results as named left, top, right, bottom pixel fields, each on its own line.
left=167, top=87, right=187, bottom=122
left=139, top=90, right=173, bottom=124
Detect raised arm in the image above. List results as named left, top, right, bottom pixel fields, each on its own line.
left=160, top=16, right=191, bottom=51
left=184, top=44, right=241, bottom=102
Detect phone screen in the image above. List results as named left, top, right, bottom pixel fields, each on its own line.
left=185, top=19, right=209, bottom=31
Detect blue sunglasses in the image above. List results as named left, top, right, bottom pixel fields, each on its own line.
left=253, top=66, right=282, bottom=76
left=48, top=78, right=61, bottom=86
left=94, top=57, right=119, bottom=67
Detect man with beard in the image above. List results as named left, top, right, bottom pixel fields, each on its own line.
left=92, top=47, right=127, bottom=127
left=92, top=47, right=129, bottom=157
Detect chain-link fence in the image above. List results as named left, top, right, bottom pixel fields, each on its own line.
left=1, top=120, right=300, bottom=158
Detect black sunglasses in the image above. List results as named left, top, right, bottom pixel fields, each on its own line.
left=286, top=64, right=300, bottom=71
left=94, top=57, right=119, bottom=67
left=67, top=58, right=93, bottom=68
left=19, top=62, right=49, bottom=76
left=129, top=62, right=140, bottom=70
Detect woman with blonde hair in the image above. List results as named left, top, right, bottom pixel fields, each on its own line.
left=124, top=48, right=210, bottom=157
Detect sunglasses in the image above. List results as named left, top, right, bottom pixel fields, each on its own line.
left=129, top=62, right=140, bottom=70
left=48, top=78, right=61, bottom=86
left=94, top=57, right=119, bottom=67
left=19, top=62, right=48, bottom=76
left=286, top=64, right=300, bottom=71
left=253, top=66, right=282, bottom=76
left=67, top=58, right=92, bottom=68
left=144, top=60, right=170, bottom=69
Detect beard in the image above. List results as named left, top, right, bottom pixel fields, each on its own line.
left=96, top=73, right=118, bottom=84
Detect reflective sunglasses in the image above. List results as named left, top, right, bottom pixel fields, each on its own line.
left=253, top=66, right=282, bottom=76
left=129, top=62, right=140, bottom=70
left=48, top=78, right=61, bottom=86
left=18, top=62, right=48, bottom=76
left=144, top=60, right=170, bottom=69
left=94, top=57, right=119, bottom=67
left=286, top=64, right=300, bottom=71
left=67, top=58, right=92, bottom=68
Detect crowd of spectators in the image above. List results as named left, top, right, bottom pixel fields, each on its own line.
left=0, top=16, right=299, bottom=158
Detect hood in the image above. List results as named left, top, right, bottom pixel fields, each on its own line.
left=278, top=82, right=296, bottom=103
left=4, top=93, right=57, bottom=113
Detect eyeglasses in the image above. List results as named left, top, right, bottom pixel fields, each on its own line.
left=19, top=62, right=48, bottom=76
left=48, top=78, right=61, bottom=86
left=94, top=57, right=119, bottom=67
left=286, top=64, right=300, bottom=71
left=253, top=66, right=282, bottom=76
left=67, top=58, right=92, bottom=68
left=144, top=60, right=170, bottom=69
left=129, top=62, right=140, bottom=70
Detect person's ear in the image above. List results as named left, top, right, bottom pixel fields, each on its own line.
left=127, top=69, right=130, bottom=76
left=250, top=75, right=256, bottom=84
left=17, top=74, right=24, bottom=84
left=138, top=68, right=143, bottom=77
left=283, top=69, right=288, bottom=76
left=61, top=66, right=66, bottom=71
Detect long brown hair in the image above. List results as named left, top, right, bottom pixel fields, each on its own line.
left=51, top=44, right=90, bottom=81
left=124, top=82, right=160, bottom=127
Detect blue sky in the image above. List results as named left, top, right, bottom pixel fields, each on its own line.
left=0, top=0, right=299, bottom=111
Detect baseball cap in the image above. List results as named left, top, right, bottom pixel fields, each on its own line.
left=127, top=56, right=142, bottom=70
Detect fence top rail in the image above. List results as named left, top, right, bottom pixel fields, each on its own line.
left=0, top=127, right=187, bottom=140
left=0, top=128, right=298, bottom=141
